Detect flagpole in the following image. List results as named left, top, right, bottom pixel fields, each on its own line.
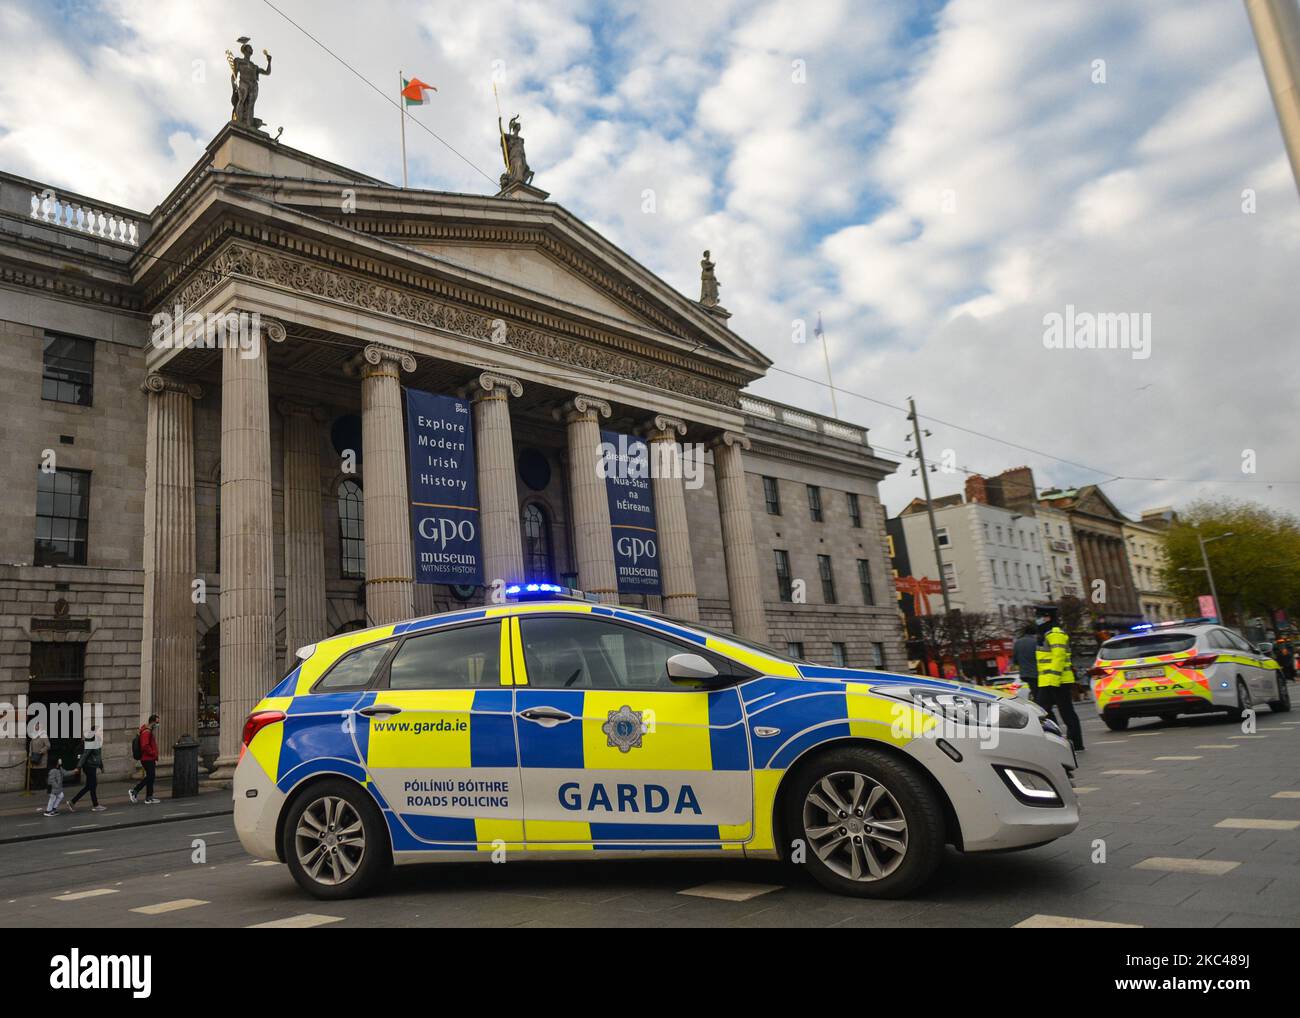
left=399, top=69, right=408, bottom=188
left=817, top=312, right=839, bottom=419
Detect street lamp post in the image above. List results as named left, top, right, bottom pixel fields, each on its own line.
left=1180, top=529, right=1235, bottom=621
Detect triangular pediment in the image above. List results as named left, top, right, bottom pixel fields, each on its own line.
left=1074, top=485, right=1129, bottom=523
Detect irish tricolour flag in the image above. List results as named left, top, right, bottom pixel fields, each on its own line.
left=401, top=76, right=436, bottom=106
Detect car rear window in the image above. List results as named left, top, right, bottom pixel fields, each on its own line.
left=1098, top=633, right=1196, bottom=660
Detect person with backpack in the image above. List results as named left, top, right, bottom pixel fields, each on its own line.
left=128, top=714, right=161, bottom=804
left=69, top=727, right=106, bottom=811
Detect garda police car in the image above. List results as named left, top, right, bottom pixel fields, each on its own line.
left=234, top=587, right=1079, bottom=900
left=1089, top=619, right=1290, bottom=731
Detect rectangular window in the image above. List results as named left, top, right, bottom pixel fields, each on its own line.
left=775, top=549, right=793, bottom=602
left=871, top=642, right=885, bottom=668
left=847, top=492, right=861, bottom=528
left=818, top=554, right=837, bottom=604
left=831, top=642, right=848, bottom=667
left=786, top=641, right=805, bottom=660
left=936, top=527, right=950, bottom=547
left=857, top=558, right=874, bottom=605
left=762, top=476, right=781, bottom=515
left=41, top=333, right=95, bottom=406
left=388, top=621, right=502, bottom=689
left=807, top=485, right=823, bottom=523
left=942, top=562, right=958, bottom=592
left=35, top=468, right=90, bottom=566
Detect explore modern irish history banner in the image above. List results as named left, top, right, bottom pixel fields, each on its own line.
left=600, top=430, right=662, bottom=595
left=405, top=388, right=483, bottom=585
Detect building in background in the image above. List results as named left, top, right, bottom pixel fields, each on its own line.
left=1036, top=485, right=1142, bottom=627
left=1035, top=504, right=1082, bottom=602
left=1123, top=507, right=1183, bottom=621
left=0, top=120, right=905, bottom=788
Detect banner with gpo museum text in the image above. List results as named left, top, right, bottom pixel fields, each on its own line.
left=600, top=429, right=662, bottom=595
left=405, top=388, right=483, bottom=585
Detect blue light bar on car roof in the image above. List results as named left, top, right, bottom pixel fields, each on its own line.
left=503, top=581, right=599, bottom=602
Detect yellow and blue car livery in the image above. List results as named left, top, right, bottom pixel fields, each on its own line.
left=234, top=599, right=1079, bottom=887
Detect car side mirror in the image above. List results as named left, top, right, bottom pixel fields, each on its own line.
left=1014, top=684, right=1031, bottom=702
left=666, top=653, right=719, bottom=685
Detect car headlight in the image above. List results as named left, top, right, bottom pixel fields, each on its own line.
left=876, top=685, right=1030, bottom=730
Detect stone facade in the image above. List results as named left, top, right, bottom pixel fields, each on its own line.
left=0, top=126, right=904, bottom=789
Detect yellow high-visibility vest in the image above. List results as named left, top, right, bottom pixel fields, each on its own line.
left=1034, top=626, right=1073, bottom=687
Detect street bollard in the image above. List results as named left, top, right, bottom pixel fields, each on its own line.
left=172, top=734, right=200, bottom=799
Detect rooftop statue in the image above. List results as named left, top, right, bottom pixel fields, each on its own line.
left=227, top=36, right=273, bottom=131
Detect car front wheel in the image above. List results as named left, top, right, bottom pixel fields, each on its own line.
left=783, top=746, right=945, bottom=899
left=283, top=778, right=390, bottom=900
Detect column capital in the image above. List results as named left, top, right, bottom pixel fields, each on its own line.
left=142, top=373, right=203, bottom=400
left=645, top=414, right=687, bottom=440
left=361, top=343, right=417, bottom=375
left=276, top=398, right=329, bottom=421
left=709, top=430, right=751, bottom=451
left=557, top=394, right=611, bottom=423
left=464, top=370, right=524, bottom=400
left=261, top=316, right=288, bottom=344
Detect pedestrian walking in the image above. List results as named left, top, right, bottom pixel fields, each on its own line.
left=1032, top=609, right=1084, bottom=752
left=44, top=757, right=77, bottom=816
left=69, top=728, right=106, bottom=812
left=128, top=714, right=161, bottom=805
left=1275, top=638, right=1295, bottom=683
left=1012, top=624, right=1039, bottom=695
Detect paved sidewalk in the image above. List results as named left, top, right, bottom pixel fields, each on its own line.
left=0, top=776, right=232, bottom=845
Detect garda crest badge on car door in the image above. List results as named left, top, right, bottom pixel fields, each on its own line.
left=602, top=705, right=644, bottom=753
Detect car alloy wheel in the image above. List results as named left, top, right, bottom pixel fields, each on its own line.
left=802, top=770, right=908, bottom=881
left=294, top=794, right=366, bottom=887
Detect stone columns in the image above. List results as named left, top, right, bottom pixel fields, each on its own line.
left=561, top=395, right=618, bottom=603
left=140, top=373, right=202, bottom=751
left=360, top=344, right=417, bottom=625
left=279, top=400, right=328, bottom=671
left=218, top=318, right=284, bottom=769
left=645, top=414, right=698, bottom=621
left=711, top=431, right=768, bottom=643
left=467, top=372, right=525, bottom=588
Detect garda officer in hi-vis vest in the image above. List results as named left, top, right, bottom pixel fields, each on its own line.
left=1033, top=608, right=1084, bottom=752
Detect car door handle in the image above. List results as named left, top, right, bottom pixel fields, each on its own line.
left=358, top=704, right=402, bottom=718
left=518, top=706, right=574, bottom=727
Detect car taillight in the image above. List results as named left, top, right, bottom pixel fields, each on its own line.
left=241, top=710, right=285, bottom=747
left=1179, top=653, right=1218, bottom=670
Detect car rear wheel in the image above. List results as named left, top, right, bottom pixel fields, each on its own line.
left=283, top=778, right=390, bottom=900
left=1228, top=679, right=1251, bottom=721
left=783, top=746, right=945, bottom=899
left=1268, top=673, right=1292, bottom=713
left=1101, top=714, right=1129, bottom=732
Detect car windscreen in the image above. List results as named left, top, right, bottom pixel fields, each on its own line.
left=1098, top=633, right=1197, bottom=660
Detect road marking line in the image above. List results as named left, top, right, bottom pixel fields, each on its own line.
left=1134, top=857, right=1240, bottom=875
left=63, top=848, right=102, bottom=856
left=248, top=860, right=280, bottom=867
left=1271, top=791, right=1300, bottom=799
left=1127, top=732, right=1163, bottom=737
left=53, top=888, right=118, bottom=902
left=1094, top=740, right=1125, bottom=744
left=1154, top=755, right=1202, bottom=761
left=131, top=899, right=209, bottom=915
left=1103, top=769, right=1154, bottom=775
left=678, top=881, right=782, bottom=902
left=1215, top=818, right=1300, bottom=831
left=186, top=831, right=224, bottom=837
left=69, top=824, right=97, bottom=830
left=1073, top=786, right=1100, bottom=794
left=248, top=913, right=344, bottom=929
left=1229, top=735, right=1267, bottom=740
left=1015, top=914, right=1142, bottom=928
left=1195, top=744, right=1237, bottom=749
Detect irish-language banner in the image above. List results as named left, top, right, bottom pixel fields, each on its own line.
left=405, top=389, right=482, bottom=585
left=600, top=430, right=662, bottom=595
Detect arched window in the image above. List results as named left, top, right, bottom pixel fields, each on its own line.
left=338, top=480, right=365, bottom=579
left=521, top=502, right=553, bottom=581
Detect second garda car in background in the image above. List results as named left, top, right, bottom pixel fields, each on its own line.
left=1089, top=619, right=1290, bottom=731
left=233, top=587, right=1079, bottom=900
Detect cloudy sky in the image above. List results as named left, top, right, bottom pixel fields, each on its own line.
left=3, top=0, right=1297, bottom=519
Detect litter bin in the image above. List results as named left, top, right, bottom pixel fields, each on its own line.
left=172, top=734, right=200, bottom=799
